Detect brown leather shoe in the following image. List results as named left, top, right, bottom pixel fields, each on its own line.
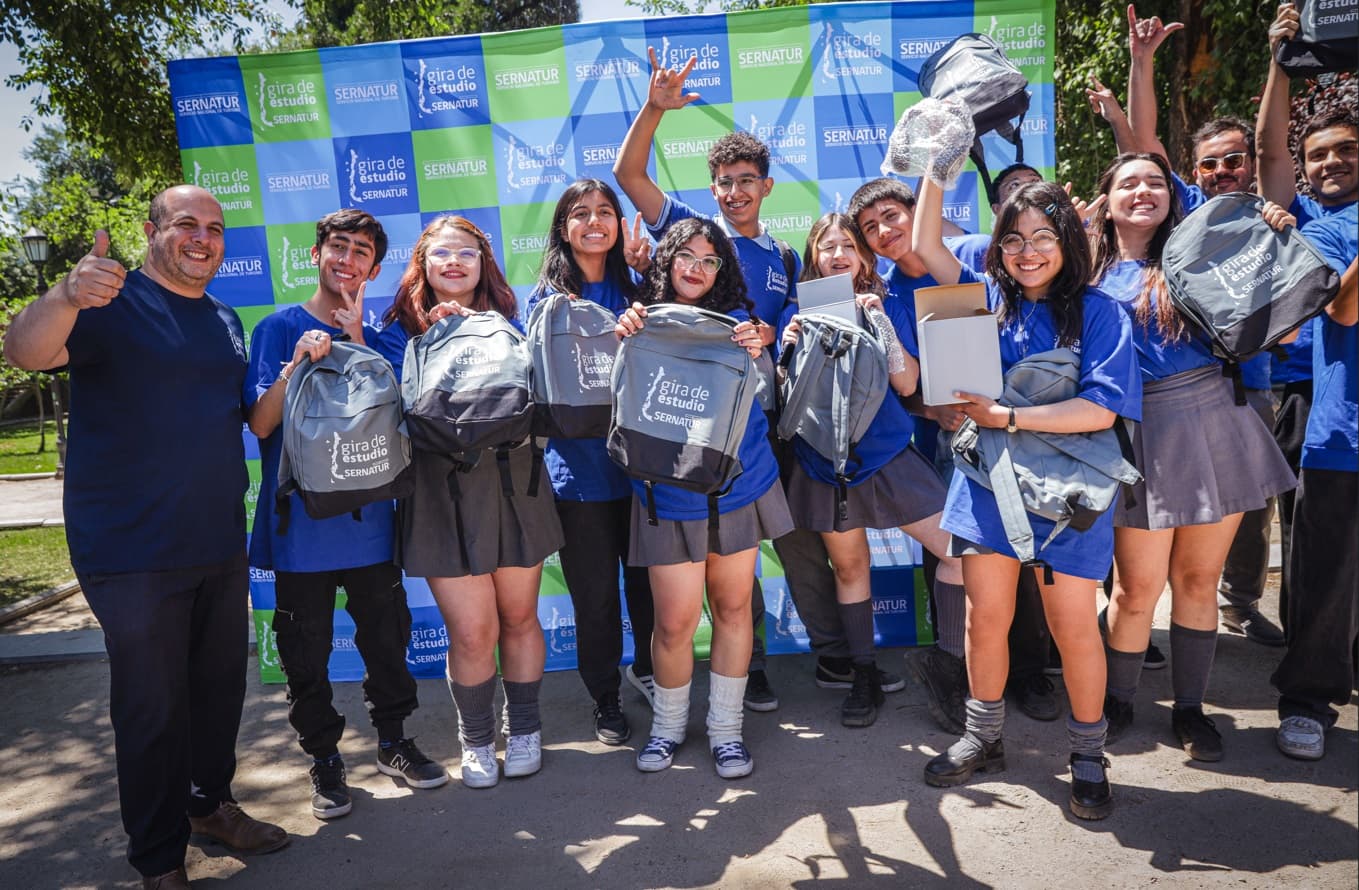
left=142, top=866, right=190, bottom=889
left=188, top=801, right=290, bottom=855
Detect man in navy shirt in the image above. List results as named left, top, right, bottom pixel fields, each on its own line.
left=2, top=186, right=287, bottom=889
left=244, top=209, right=447, bottom=822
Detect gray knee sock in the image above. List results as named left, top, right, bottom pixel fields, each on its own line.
left=1105, top=644, right=1144, bottom=703
left=450, top=674, right=497, bottom=748
left=948, top=697, right=1004, bottom=759
left=933, top=581, right=966, bottom=659
left=837, top=599, right=876, bottom=665
left=502, top=678, right=542, bottom=736
left=1068, top=715, right=1109, bottom=782
left=1169, top=623, right=1217, bottom=709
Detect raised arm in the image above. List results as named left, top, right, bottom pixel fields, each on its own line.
left=612, top=46, right=699, bottom=227
left=3, top=230, right=125, bottom=371
left=911, top=177, right=963, bottom=286
left=1124, top=4, right=1182, bottom=160
left=1256, top=3, right=1302, bottom=206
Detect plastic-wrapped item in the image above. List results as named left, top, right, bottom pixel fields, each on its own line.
left=863, top=303, right=907, bottom=375
left=880, top=97, right=975, bottom=190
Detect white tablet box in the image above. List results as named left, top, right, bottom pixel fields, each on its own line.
left=914, top=282, right=1003, bottom=406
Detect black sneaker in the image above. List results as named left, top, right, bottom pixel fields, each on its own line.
left=1006, top=672, right=1062, bottom=722
left=841, top=662, right=885, bottom=727
left=1172, top=705, right=1224, bottom=762
left=743, top=669, right=779, bottom=712
left=1220, top=605, right=1286, bottom=647
left=904, top=646, right=967, bottom=735
left=1104, top=693, right=1134, bottom=743
left=376, top=738, right=450, bottom=789
left=309, top=757, right=352, bottom=820
left=593, top=692, right=631, bottom=746
left=816, top=656, right=906, bottom=693
left=1143, top=641, right=1168, bottom=670
left=1068, top=753, right=1113, bottom=820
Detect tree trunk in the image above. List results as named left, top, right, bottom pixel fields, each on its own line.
left=50, top=376, right=66, bottom=479
left=34, top=376, right=46, bottom=454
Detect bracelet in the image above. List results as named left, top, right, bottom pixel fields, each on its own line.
left=278, top=363, right=295, bottom=384
left=1006, top=406, right=1018, bottom=434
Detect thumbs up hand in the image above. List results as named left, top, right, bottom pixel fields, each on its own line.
left=62, top=229, right=128, bottom=309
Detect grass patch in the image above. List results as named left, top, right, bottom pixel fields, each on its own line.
left=0, top=526, right=74, bottom=608
left=0, top=421, right=60, bottom=475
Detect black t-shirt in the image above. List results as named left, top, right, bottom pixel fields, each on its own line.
left=63, top=269, right=249, bottom=574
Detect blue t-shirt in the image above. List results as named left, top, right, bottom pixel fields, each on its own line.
left=629, top=308, right=781, bottom=520
left=792, top=293, right=918, bottom=486
left=526, top=279, right=634, bottom=502
left=941, top=267, right=1143, bottom=580
left=1099, top=260, right=1218, bottom=382
left=62, top=270, right=249, bottom=575
left=1290, top=193, right=1357, bottom=229
left=1271, top=326, right=1314, bottom=386
left=1172, top=172, right=1207, bottom=216
left=1299, top=211, right=1359, bottom=472
left=244, top=304, right=396, bottom=573
left=945, top=234, right=992, bottom=274
left=649, top=195, right=799, bottom=350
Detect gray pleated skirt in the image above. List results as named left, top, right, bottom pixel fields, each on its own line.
left=1115, top=364, right=1297, bottom=531
left=399, top=442, right=565, bottom=578
left=786, top=445, right=948, bottom=533
left=628, top=482, right=794, bottom=567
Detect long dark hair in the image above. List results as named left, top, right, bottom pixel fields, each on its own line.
left=383, top=216, right=518, bottom=335
left=983, top=182, right=1089, bottom=347
left=639, top=218, right=755, bottom=318
left=1090, top=151, right=1186, bottom=341
left=800, top=213, right=884, bottom=296
left=536, top=178, right=638, bottom=302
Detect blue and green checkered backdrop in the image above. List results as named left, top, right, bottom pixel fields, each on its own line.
left=169, top=0, right=1057, bottom=683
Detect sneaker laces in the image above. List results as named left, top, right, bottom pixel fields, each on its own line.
left=845, top=667, right=875, bottom=707
left=507, top=734, right=538, bottom=757
left=311, top=758, right=346, bottom=788
left=1279, top=715, right=1322, bottom=738
left=712, top=740, right=749, bottom=765
left=595, top=695, right=624, bottom=721
left=463, top=745, right=496, bottom=770
left=640, top=736, right=678, bottom=758
left=390, top=737, right=434, bottom=768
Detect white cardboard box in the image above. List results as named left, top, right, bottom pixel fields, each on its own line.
left=915, top=282, right=1003, bottom=406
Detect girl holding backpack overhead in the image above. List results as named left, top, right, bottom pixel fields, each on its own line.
left=525, top=179, right=657, bottom=747
left=613, top=217, right=794, bottom=779
left=1089, top=152, right=1296, bottom=763
left=912, top=176, right=1142, bottom=821
left=781, top=212, right=967, bottom=729
left=373, top=215, right=563, bottom=790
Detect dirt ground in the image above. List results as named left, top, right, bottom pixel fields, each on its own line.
left=0, top=574, right=1355, bottom=890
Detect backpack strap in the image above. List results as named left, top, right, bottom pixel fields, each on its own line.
left=274, top=479, right=297, bottom=536
left=496, top=447, right=515, bottom=498
left=1023, top=559, right=1054, bottom=586
left=707, top=493, right=721, bottom=552
left=1114, top=417, right=1140, bottom=511
left=984, top=431, right=1037, bottom=564
left=1222, top=361, right=1247, bottom=406
left=644, top=481, right=659, bottom=527
left=527, top=439, right=543, bottom=498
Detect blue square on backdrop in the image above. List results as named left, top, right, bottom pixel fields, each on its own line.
left=817, top=176, right=878, bottom=217
left=734, top=96, right=819, bottom=182
left=889, top=5, right=974, bottom=93
left=366, top=212, right=424, bottom=306
left=941, top=171, right=982, bottom=234
left=256, top=140, right=341, bottom=226
left=169, top=57, right=253, bottom=149
left=332, top=132, right=419, bottom=218
left=644, top=17, right=733, bottom=107
left=402, top=35, right=491, bottom=130
left=491, top=117, right=577, bottom=206
left=813, top=93, right=894, bottom=182
left=571, top=111, right=656, bottom=194
left=808, top=3, right=893, bottom=98
left=321, top=43, right=412, bottom=137
left=210, top=225, right=273, bottom=307
left=563, top=19, right=650, bottom=117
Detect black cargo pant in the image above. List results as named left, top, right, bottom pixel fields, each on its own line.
left=273, top=561, right=418, bottom=758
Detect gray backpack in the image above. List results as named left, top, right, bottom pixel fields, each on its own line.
left=526, top=292, right=619, bottom=439
left=951, top=348, right=1142, bottom=574
left=607, top=304, right=757, bottom=525
left=276, top=340, right=413, bottom=532
left=776, top=312, right=889, bottom=521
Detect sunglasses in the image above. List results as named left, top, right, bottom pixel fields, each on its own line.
left=1196, top=152, right=1248, bottom=175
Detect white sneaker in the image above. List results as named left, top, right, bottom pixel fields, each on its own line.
left=1276, top=715, right=1325, bottom=760
left=504, top=731, right=542, bottom=778
left=625, top=665, right=655, bottom=709
left=460, top=743, right=499, bottom=788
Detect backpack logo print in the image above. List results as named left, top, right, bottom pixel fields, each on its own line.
left=329, top=430, right=393, bottom=484
left=573, top=341, right=613, bottom=391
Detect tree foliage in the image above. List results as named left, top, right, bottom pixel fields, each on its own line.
left=288, top=0, right=581, bottom=47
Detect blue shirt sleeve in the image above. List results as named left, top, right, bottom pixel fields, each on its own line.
left=648, top=194, right=703, bottom=240
left=881, top=292, right=920, bottom=360
left=1173, top=172, right=1205, bottom=215
left=1076, top=289, right=1143, bottom=421
left=1301, top=210, right=1359, bottom=273
left=244, top=312, right=289, bottom=409
left=372, top=320, right=411, bottom=382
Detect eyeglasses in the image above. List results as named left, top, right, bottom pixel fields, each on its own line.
left=998, top=230, right=1060, bottom=255
left=428, top=247, right=480, bottom=263
left=674, top=250, right=723, bottom=274
left=713, top=174, right=765, bottom=194
left=1196, top=152, right=1248, bottom=174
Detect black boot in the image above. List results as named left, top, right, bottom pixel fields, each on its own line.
left=841, top=661, right=885, bottom=727
left=1068, top=753, right=1113, bottom=820
left=924, top=732, right=1005, bottom=787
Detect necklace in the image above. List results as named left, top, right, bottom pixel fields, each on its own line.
left=1018, top=298, right=1041, bottom=358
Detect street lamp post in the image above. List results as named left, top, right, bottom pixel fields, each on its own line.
left=20, top=226, right=66, bottom=479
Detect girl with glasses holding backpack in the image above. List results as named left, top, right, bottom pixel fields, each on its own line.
left=374, top=216, right=563, bottom=790
left=912, top=175, right=1142, bottom=821
left=613, top=217, right=794, bottom=779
